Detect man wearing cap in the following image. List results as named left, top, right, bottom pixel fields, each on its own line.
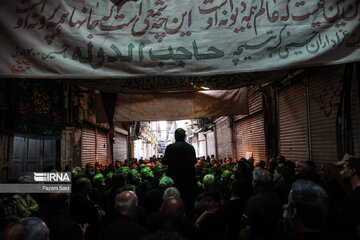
left=339, top=157, right=360, bottom=240
left=162, top=128, right=197, bottom=216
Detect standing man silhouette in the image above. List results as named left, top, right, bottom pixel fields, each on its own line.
left=162, top=128, right=197, bottom=217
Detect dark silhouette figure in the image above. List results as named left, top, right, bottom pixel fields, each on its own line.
left=162, top=128, right=197, bottom=216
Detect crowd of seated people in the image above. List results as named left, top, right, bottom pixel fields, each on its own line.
left=1, top=155, right=360, bottom=240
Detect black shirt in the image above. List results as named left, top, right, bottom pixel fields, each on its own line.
left=222, top=198, right=246, bottom=240
left=98, top=215, right=148, bottom=240
left=45, top=213, right=83, bottom=240
left=242, top=190, right=282, bottom=240
left=341, top=186, right=360, bottom=240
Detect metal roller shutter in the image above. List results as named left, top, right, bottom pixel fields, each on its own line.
left=309, top=65, right=344, bottom=166
left=81, top=127, right=96, bottom=168
left=198, top=132, right=206, bottom=158
left=248, top=85, right=262, bottom=115
left=96, top=129, right=108, bottom=164
left=206, top=131, right=216, bottom=158
left=278, top=81, right=309, bottom=162
left=191, top=135, right=198, bottom=157
left=235, top=113, right=266, bottom=163
left=215, top=118, right=232, bottom=160
left=234, top=86, right=261, bottom=121
left=114, top=132, right=127, bottom=162
left=352, top=65, right=360, bottom=157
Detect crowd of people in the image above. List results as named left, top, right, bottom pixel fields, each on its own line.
left=0, top=130, right=359, bottom=240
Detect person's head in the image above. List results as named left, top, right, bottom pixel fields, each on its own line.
left=163, top=187, right=180, bottom=200
left=273, top=166, right=291, bottom=183
left=159, top=176, right=174, bottom=189
left=140, top=166, right=154, bottom=178
left=204, top=190, right=221, bottom=210
left=115, top=160, right=121, bottom=169
left=320, top=163, right=338, bottom=183
left=203, top=174, right=216, bottom=191
left=127, top=169, right=141, bottom=185
left=305, top=161, right=316, bottom=172
left=115, top=190, right=138, bottom=218
left=258, top=160, right=266, bottom=169
left=86, top=163, right=95, bottom=175
left=3, top=217, right=49, bottom=240
left=160, top=197, right=185, bottom=228
left=286, top=180, right=329, bottom=231
left=93, top=173, right=105, bottom=187
left=107, top=163, right=115, bottom=172
left=252, top=168, right=272, bottom=190
left=295, top=161, right=311, bottom=176
left=119, top=166, right=129, bottom=176
left=340, top=157, right=360, bottom=187
left=175, top=128, right=186, bottom=141
left=73, top=177, right=91, bottom=195
left=74, top=167, right=83, bottom=175
left=18, top=176, right=31, bottom=183
left=277, top=155, right=286, bottom=164
left=48, top=193, right=70, bottom=213
left=230, top=180, right=245, bottom=198
left=221, top=170, right=232, bottom=183
left=112, top=169, right=127, bottom=188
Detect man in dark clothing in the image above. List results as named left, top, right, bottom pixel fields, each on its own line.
left=320, top=163, right=345, bottom=238
left=144, top=197, right=188, bottom=240
left=340, top=157, right=360, bottom=240
left=223, top=180, right=246, bottom=240
left=69, top=177, right=100, bottom=240
left=98, top=191, right=148, bottom=240
left=194, top=190, right=226, bottom=240
left=240, top=168, right=282, bottom=240
left=45, top=193, right=83, bottom=240
left=284, top=180, right=331, bottom=240
left=271, top=166, right=293, bottom=205
left=162, top=128, right=197, bottom=216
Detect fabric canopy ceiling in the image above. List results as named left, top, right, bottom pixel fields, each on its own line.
left=96, top=88, right=248, bottom=121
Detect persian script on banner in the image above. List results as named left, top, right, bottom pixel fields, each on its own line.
left=0, top=0, right=359, bottom=78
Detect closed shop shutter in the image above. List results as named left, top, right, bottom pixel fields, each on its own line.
left=198, top=132, right=206, bottom=157
left=248, top=86, right=262, bottom=115
left=81, top=127, right=96, bottom=168
left=352, top=65, right=360, bottom=157
left=191, top=136, right=198, bottom=157
left=215, top=118, right=232, bottom=160
left=114, top=132, right=128, bottom=162
left=234, top=86, right=261, bottom=121
left=278, top=80, right=309, bottom=162
left=206, top=131, right=216, bottom=158
left=96, top=129, right=108, bottom=164
left=308, top=65, right=343, bottom=165
left=235, top=113, right=266, bottom=163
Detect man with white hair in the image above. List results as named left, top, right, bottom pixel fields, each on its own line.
left=284, top=180, right=330, bottom=240
left=98, top=191, right=148, bottom=240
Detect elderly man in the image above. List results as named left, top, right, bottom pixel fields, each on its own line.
left=284, top=180, right=330, bottom=240
left=162, top=128, right=197, bottom=216
left=98, top=190, right=148, bottom=240
left=340, top=157, right=360, bottom=240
